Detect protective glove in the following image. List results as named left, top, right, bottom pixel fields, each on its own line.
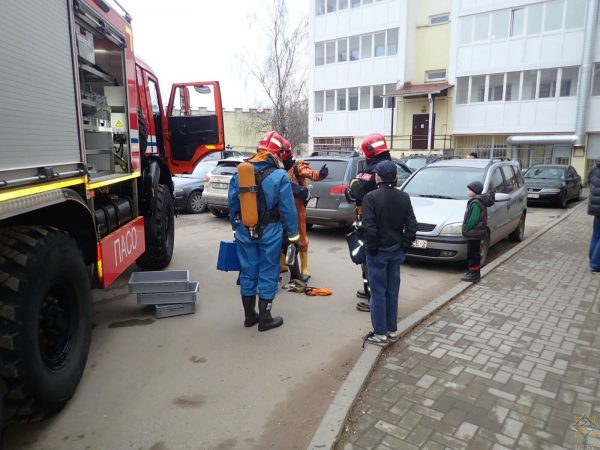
left=319, top=164, right=329, bottom=180
left=288, top=234, right=300, bottom=244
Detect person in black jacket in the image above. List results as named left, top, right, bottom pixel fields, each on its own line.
left=360, top=160, right=417, bottom=346
left=588, top=160, right=600, bottom=272
left=346, top=133, right=393, bottom=313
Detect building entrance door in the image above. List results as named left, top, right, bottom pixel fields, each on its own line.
left=412, top=114, right=434, bottom=150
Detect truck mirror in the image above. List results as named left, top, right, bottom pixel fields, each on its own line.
left=194, top=85, right=211, bottom=94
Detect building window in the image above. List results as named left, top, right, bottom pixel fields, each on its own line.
left=316, top=0, right=325, bottom=15
left=505, top=72, right=521, bottom=101
left=351, top=0, right=360, bottom=8
left=565, top=0, right=586, bottom=28
left=387, top=28, right=398, bottom=55
left=315, top=91, right=324, bottom=113
left=473, top=13, right=490, bottom=41
left=337, top=39, right=348, bottom=62
left=460, top=16, right=473, bottom=44
left=325, top=90, right=335, bottom=111
left=363, top=0, right=373, bottom=4
left=384, top=84, right=396, bottom=108
left=359, top=86, right=370, bottom=109
left=527, top=3, right=543, bottom=34
left=593, top=64, right=600, bottom=96
left=456, top=77, right=469, bottom=104
left=544, top=1, right=564, bottom=32
left=315, top=43, right=324, bottom=66
left=470, top=76, right=486, bottom=102
left=325, top=41, right=335, bottom=64
left=510, top=8, right=525, bottom=37
left=490, top=10, right=509, bottom=39
left=426, top=70, right=446, bottom=82
left=374, top=32, right=385, bottom=57
left=327, top=0, right=337, bottom=13
left=560, top=66, right=579, bottom=96
left=488, top=74, right=504, bottom=101
left=522, top=70, right=538, bottom=99
left=349, top=36, right=359, bottom=61
left=337, top=89, right=347, bottom=110
left=361, top=35, right=372, bottom=59
left=539, top=68, right=557, bottom=98
left=348, top=88, right=359, bottom=110
left=372, top=85, right=384, bottom=108
left=430, top=13, right=450, bottom=25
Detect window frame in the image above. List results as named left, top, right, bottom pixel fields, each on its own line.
left=429, top=13, right=450, bottom=26
left=426, top=69, right=447, bottom=82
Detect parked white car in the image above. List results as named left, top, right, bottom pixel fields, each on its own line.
left=202, top=157, right=245, bottom=218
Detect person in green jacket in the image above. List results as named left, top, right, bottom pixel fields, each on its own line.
left=461, top=181, right=495, bottom=282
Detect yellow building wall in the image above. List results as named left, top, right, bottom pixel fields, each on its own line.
left=223, top=109, right=272, bottom=153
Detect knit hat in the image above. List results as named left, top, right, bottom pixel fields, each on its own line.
left=467, top=181, right=483, bottom=195
left=374, top=160, right=397, bottom=182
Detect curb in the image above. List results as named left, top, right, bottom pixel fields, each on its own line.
left=307, top=202, right=586, bottom=450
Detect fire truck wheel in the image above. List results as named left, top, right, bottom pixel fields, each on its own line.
left=137, top=184, right=175, bottom=270
left=0, top=226, right=92, bottom=422
left=138, top=109, right=147, bottom=153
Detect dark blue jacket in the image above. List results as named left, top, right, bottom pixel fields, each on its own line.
left=589, top=161, right=600, bottom=216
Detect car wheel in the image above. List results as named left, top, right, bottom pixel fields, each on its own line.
left=306, top=223, right=314, bottom=232
left=187, top=191, right=206, bottom=214
left=559, top=192, right=568, bottom=209
left=480, top=232, right=490, bottom=267
left=577, top=187, right=583, bottom=201
left=508, top=212, right=526, bottom=242
left=210, top=208, right=229, bottom=218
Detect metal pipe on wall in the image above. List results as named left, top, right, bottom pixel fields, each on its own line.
left=427, top=94, right=434, bottom=151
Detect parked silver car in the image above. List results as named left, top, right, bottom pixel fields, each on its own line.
left=202, top=157, right=245, bottom=217
left=400, top=159, right=527, bottom=265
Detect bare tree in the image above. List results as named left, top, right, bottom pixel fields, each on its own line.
left=246, top=0, right=308, bottom=153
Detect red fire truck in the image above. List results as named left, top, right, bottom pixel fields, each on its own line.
left=0, top=0, right=224, bottom=423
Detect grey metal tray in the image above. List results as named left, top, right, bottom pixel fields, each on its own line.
left=128, top=270, right=190, bottom=294
left=137, top=281, right=199, bottom=305
left=155, top=302, right=196, bottom=319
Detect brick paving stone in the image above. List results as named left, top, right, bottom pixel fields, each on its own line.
left=335, top=207, right=600, bottom=450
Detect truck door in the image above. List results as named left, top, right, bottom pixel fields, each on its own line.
left=166, top=82, right=224, bottom=174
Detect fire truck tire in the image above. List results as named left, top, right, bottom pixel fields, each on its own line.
left=138, top=109, right=148, bottom=153
left=137, top=184, right=175, bottom=270
left=0, top=226, right=92, bottom=422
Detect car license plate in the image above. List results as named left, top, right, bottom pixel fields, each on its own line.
left=527, top=193, right=540, bottom=199
left=412, top=239, right=427, bottom=249
left=307, top=197, right=318, bottom=208
left=213, top=182, right=228, bottom=190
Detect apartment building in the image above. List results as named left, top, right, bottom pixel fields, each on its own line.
left=451, top=0, right=599, bottom=176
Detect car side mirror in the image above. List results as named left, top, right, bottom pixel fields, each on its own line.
left=495, top=193, right=510, bottom=202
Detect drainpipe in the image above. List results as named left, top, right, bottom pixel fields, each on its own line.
left=574, top=0, right=599, bottom=147
left=390, top=97, right=395, bottom=150
left=427, top=94, right=434, bottom=151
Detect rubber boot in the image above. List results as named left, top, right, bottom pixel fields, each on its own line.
left=258, top=299, right=283, bottom=332
left=288, top=254, right=309, bottom=283
left=241, top=295, right=259, bottom=327
left=280, top=253, right=288, bottom=273
left=299, top=251, right=311, bottom=280
left=461, top=270, right=481, bottom=282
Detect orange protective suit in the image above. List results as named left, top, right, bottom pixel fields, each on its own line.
left=287, top=161, right=321, bottom=252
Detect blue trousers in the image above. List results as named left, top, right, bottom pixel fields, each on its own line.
left=236, top=222, right=282, bottom=301
left=366, top=245, right=406, bottom=336
left=590, top=216, right=600, bottom=272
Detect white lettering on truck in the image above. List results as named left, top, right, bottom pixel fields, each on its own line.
left=113, top=227, right=138, bottom=266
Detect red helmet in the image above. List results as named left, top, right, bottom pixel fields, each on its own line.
left=281, top=138, right=293, bottom=161
left=360, top=133, right=389, bottom=159
left=258, top=131, right=285, bottom=156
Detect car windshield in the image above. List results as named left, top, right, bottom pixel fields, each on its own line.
left=524, top=167, right=565, bottom=180
left=402, top=166, right=485, bottom=200
left=305, top=160, right=349, bottom=181
left=403, top=158, right=428, bottom=170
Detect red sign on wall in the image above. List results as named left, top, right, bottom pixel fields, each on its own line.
left=100, top=216, right=145, bottom=288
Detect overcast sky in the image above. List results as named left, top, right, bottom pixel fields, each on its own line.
left=120, top=0, right=309, bottom=110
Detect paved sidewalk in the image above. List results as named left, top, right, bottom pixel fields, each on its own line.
left=337, top=205, right=600, bottom=450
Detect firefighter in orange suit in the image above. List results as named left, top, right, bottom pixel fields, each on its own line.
left=282, top=139, right=328, bottom=280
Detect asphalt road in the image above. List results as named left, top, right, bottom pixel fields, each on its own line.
left=2, top=201, right=577, bottom=450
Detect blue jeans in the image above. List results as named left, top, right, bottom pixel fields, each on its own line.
left=590, top=216, right=600, bottom=272
left=366, top=244, right=406, bottom=335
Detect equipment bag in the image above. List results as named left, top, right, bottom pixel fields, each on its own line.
left=345, top=228, right=366, bottom=265
left=217, top=240, right=241, bottom=272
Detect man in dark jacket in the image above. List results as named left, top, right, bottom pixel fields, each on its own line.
left=588, top=160, right=600, bottom=272
left=360, top=160, right=417, bottom=346
left=461, top=181, right=495, bottom=282
left=347, top=133, right=393, bottom=313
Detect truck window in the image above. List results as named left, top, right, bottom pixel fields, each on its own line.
left=148, top=80, right=161, bottom=115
